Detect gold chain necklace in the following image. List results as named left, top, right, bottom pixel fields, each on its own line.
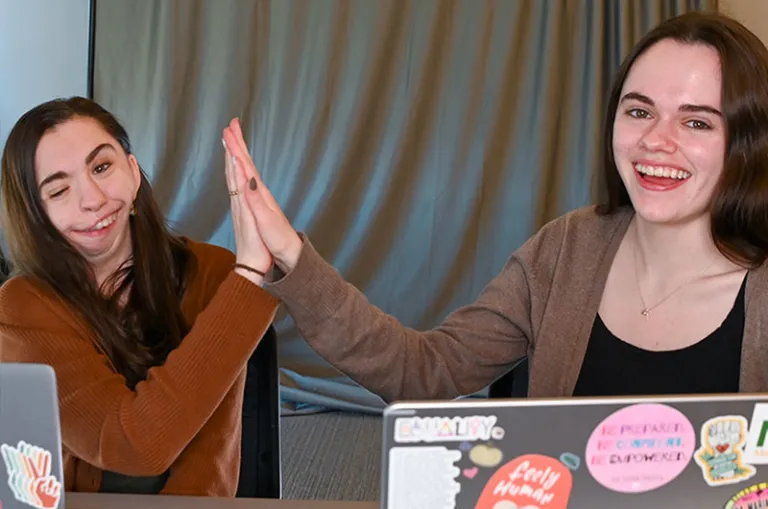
left=631, top=232, right=716, bottom=319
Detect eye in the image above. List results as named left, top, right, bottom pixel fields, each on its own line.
left=93, top=162, right=111, bottom=174
left=48, top=187, right=69, bottom=199
left=685, top=119, right=711, bottom=130
left=626, top=108, right=651, bottom=120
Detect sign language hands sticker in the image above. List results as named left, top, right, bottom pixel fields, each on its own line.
left=694, top=415, right=755, bottom=487
left=1, top=441, right=61, bottom=509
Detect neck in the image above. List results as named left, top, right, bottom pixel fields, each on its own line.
left=631, top=213, right=731, bottom=285
left=93, top=242, right=134, bottom=295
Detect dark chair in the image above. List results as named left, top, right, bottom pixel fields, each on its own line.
left=236, top=325, right=281, bottom=498
left=488, top=356, right=529, bottom=399
left=0, top=252, right=10, bottom=286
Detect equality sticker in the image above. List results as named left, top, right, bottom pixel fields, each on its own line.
left=474, top=454, right=573, bottom=509
left=694, top=415, right=755, bottom=487
left=724, top=482, right=768, bottom=509
left=1, top=441, right=61, bottom=509
left=584, top=403, right=695, bottom=493
left=394, top=414, right=504, bottom=444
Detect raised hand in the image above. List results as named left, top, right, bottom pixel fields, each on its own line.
left=222, top=134, right=273, bottom=283
left=222, top=118, right=303, bottom=273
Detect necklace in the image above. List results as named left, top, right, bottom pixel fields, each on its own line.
left=631, top=234, right=716, bottom=319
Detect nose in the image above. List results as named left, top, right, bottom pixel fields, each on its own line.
left=79, top=174, right=108, bottom=212
left=640, top=118, right=678, bottom=153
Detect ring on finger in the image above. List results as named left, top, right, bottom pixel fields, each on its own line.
left=228, top=189, right=239, bottom=196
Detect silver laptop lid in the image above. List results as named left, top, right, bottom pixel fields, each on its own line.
left=0, top=363, right=65, bottom=509
left=381, top=394, right=768, bottom=509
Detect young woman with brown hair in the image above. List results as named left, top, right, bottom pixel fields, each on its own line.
left=229, top=12, right=768, bottom=400
left=0, top=97, right=278, bottom=495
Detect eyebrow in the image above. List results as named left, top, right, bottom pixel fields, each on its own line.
left=620, top=91, right=722, bottom=117
left=38, top=143, right=115, bottom=191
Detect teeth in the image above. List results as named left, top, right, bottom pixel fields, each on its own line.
left=634, top=163, right=690, bottom=180
left=90, top=214, right=117, bottom=231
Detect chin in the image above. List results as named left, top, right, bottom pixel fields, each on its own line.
left=631, top=202, right=708, bottom=227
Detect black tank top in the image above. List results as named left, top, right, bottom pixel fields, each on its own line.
left=573, top=275, right=745, bottom=396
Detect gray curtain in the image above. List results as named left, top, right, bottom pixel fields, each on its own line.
left=92, top=0, right=717, bottom=414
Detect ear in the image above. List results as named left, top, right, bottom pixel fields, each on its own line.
left=127, top=153, right=141, bottom=200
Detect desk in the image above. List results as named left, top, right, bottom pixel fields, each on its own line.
left=65, top=493, right=379, bottom=509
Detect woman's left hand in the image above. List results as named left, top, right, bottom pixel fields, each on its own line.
left=222, top=118, right=304, bottom=273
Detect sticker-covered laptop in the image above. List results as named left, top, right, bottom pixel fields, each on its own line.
left=380, top=394, right=768, bottom=508
left=0, top=363, right=65, bottom=509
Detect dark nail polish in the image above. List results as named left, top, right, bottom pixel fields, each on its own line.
left=249, top=177, right=257, bottom=190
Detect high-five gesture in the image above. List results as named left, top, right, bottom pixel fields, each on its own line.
left=222, top=118, right=303, bottom=273
left=222, top=129, right=272, bottom=283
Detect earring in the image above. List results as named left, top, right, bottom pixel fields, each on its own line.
left=130, top=205, right=136, bottom=217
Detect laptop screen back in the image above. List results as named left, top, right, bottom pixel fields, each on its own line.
left=381, top=395, right=768, bottom=509
left=0, top=363, right=65, bottom=509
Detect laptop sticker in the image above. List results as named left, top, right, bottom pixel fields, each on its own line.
left=474, top=453, right=573, bottom=509
left=723, top=481, right=768, bottom=509
left=1, top=441, right=61, bottom=509
left=558, top=452, right=580, bottom=471
left=743, top=403, right=768, bottom=464
left=394, top=414, right=503, bottom=444
left=584, top=403, right=695, bottom=493
left=387, top=445, right=462, bottom=507
left=389, top=414, right=507, bottom=508
left=470, top=444, right=503, bottom=468
left=694, top=415, right=755, bottom=487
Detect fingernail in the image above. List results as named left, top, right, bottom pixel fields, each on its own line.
left=231, top=156, right=237, bottom=166
left=222, top=138, right=227, bottom=150
left=249, top=177, right=257, bottom=191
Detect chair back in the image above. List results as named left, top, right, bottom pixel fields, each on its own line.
left=487, top=356, right=529, bottom=399
left=236, top=325, right=281, bottom=498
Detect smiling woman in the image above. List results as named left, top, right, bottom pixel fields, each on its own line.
left=0, top=97, right=279, bottom=496
left=213, top=12, right=768, bottom=404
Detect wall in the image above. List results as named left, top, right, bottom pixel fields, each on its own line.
left=719, top=0, right=768, bottom=45
left=0, top=0, right=91, bottom=147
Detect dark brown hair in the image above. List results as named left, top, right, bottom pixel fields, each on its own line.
left=599, top=12, right=768, bottom=268
left=1, top=97, right=194, bottom=388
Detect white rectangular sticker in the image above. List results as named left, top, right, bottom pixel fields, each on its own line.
left=744, top=403, right=768, bottom=465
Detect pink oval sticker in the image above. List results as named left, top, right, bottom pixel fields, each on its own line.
left=585, top=403, right=695, bottom=493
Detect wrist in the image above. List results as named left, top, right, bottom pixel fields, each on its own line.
left=274, top=233, right=303, bottom=273
left=233, top=264, right=266, bottom=286
left=234, top=267, right=265, bottom=286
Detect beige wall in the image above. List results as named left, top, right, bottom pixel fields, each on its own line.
left=720, top=0, right=768, bottom=45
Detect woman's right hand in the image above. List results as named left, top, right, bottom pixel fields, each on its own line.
left=222, top=118, right=303, bottom=274
left=223, top=137, right=272, bottom=285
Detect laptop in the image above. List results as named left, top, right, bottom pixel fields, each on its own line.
left=0, top=363, right=65, bottom=509
left=381, top=394, right=768, bottom=509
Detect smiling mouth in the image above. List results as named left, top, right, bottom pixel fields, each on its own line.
left=634, top=162, right=691, bottom=180
left=77, top=212, right=119, bottom=233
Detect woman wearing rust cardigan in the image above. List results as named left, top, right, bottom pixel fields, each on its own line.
left=227, top=12, right=768, bottom=401
left=0, top=98, right=279, bottom=495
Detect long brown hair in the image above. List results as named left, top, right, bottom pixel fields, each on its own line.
left=598, top=12, right=768, bottom=268
left=1, top=97, right=194, bottom=388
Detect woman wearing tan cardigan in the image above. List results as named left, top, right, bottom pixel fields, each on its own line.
left=228, top=12, right=768, bottom=401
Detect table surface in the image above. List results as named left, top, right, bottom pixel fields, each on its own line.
left=65, top=492, right=379, bottom=509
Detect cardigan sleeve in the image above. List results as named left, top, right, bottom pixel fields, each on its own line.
left=263, top=237, right=546, bottom=403
left=0, top=272, right=279, bottom=477
left=159, top=369, right=247, bottom=496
